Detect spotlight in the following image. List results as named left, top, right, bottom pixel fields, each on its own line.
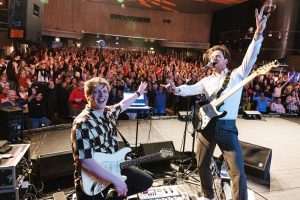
left=248, top=27, right=254, bottom=34
left=277, top=31, right=282, bottom=39
left=268, top=32, right=272, bottom=37
left=264, top=0, right=277, bottom=13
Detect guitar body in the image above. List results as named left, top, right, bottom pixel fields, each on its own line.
left=81, top=147, right=131, bottom=196
left=196, top=103, right=227, bottom=132
left=80, top=147, right=174, bottom=196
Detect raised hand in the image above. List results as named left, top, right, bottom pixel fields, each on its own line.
left=167, top=79, right=177, bottom=94
left=255, top=6, right=270, bottom=37
left=137, top=81, right=148, bottom=95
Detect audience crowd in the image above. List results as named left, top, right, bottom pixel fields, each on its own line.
left=0, top=45, right=299, bottom=129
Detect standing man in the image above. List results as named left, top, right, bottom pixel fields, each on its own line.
left=71, top=77, right=152, bottom=200
left=168, top=6, right=269, bottom=200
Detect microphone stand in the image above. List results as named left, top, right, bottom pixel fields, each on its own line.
left=179, top=64, right=212, bottom=171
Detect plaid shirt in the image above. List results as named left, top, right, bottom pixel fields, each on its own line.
left=286, top=96, right=299, bottom=112
left=71, top=104, right=121, bottom=189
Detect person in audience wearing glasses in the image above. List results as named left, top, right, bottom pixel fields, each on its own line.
left=167, top=6, right=269, bottom=200
left=71, top=77, right=152, bottom=200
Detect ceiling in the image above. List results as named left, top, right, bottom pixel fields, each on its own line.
left=87, top=0, right=248, bottom=13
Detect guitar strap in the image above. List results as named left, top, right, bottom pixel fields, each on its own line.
left=207, top=72, right=230, bottom=102
left=216, top=73, right=230, bottom=98
left=115, top=128, right=131, bottom=148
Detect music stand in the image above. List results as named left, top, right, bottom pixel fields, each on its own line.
left=128, top=106, right=151, bottom=148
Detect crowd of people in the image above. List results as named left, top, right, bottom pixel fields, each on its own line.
left=0, top=44, right=299, bottom=129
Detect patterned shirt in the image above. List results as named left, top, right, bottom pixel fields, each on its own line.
left=70, top=104, right=121, bottom=189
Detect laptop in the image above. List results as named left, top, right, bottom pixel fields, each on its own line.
left=123, top=92, right=147, bottom=107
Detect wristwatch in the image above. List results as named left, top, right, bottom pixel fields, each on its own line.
left=135, top=91, right=141, bottom=97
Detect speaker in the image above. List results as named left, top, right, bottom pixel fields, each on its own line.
left=36, top=150, right=73, bottom=181
left=8, top=0, right=43, bottom=42
left=240, top=141, right=272, bottom=181
left=8, top=0, right=27, bottom=29
left=0, top=107, right=23, bottom=143
left=139, top=141, right=175, bottom=171
left=242, top=110, right=262, bottom=120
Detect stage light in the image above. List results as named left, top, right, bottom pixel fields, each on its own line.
left=55, top=37, right=60, bottom=42
left=117, top=0, right=124, bottom=4
left=277, top=31, right=282, bottom=39
left=248, top=27, right=254, bottom=34
left=268, top=32, right=272, bottom=37
left=264, top=0, right=277, bottom=13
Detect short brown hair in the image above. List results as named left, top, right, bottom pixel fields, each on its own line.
left=203, top=45, right=231, bottom=65
left=84, top=77, right=111, bottom=98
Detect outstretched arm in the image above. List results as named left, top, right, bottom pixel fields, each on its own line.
left=280, top=73, right=295, bottom=89
left=237, top=6, right=270, bottom=78
left=120, top=82, right=148, bottom=112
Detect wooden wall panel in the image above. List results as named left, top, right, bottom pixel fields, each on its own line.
left=43, top=0, right=76, bottom=31
left=43, top=0, right=212, bottom=43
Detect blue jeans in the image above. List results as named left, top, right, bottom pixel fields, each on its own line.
left=29, top=117, right=51, bottom=129
left=154, top=107, right=165, bottom=116
left=196, top=120, right=247, bottom=200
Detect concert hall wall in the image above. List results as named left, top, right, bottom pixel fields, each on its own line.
left=42, top=0, right=212, bottom=44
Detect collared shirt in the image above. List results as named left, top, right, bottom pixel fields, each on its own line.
left=177, top=36, right=264, bottom=120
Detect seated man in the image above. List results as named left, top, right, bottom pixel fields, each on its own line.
left=252, top=92, right=273, bottom=114
left=270, top=97, right=286, bottom=114
left=71, top=77, right=152, bottom=200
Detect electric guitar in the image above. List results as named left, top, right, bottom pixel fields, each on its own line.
left=81, top=147, right=174, bottom=196
left=196, top=60, right=281, bottom=132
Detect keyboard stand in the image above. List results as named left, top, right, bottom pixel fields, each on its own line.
left=128, top=106, right=151, bottom=148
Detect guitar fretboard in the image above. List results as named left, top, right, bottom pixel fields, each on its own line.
left=120, top=153, right=163, bottom=169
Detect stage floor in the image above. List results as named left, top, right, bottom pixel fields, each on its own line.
left=28, top=116, right=300, bottom=200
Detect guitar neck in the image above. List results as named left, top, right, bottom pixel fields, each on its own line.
left=211, top=72, right=258, bottom=107
left=120, top=153, right=161, bottom=169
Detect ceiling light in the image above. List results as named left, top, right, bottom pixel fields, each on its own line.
left=268, top=32, right=272, bottom=37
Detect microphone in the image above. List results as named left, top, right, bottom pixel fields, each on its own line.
left=98, top=40, right=106, bottom=48
left=203, top=61, right=216, bottom=71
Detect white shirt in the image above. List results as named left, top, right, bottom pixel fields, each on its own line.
left=177, top=36, right=264, bottom=120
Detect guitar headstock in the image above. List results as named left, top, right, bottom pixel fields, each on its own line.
left=159, top=148, right=174, bottom=158
left=256, top=60, right=281, bottom=75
